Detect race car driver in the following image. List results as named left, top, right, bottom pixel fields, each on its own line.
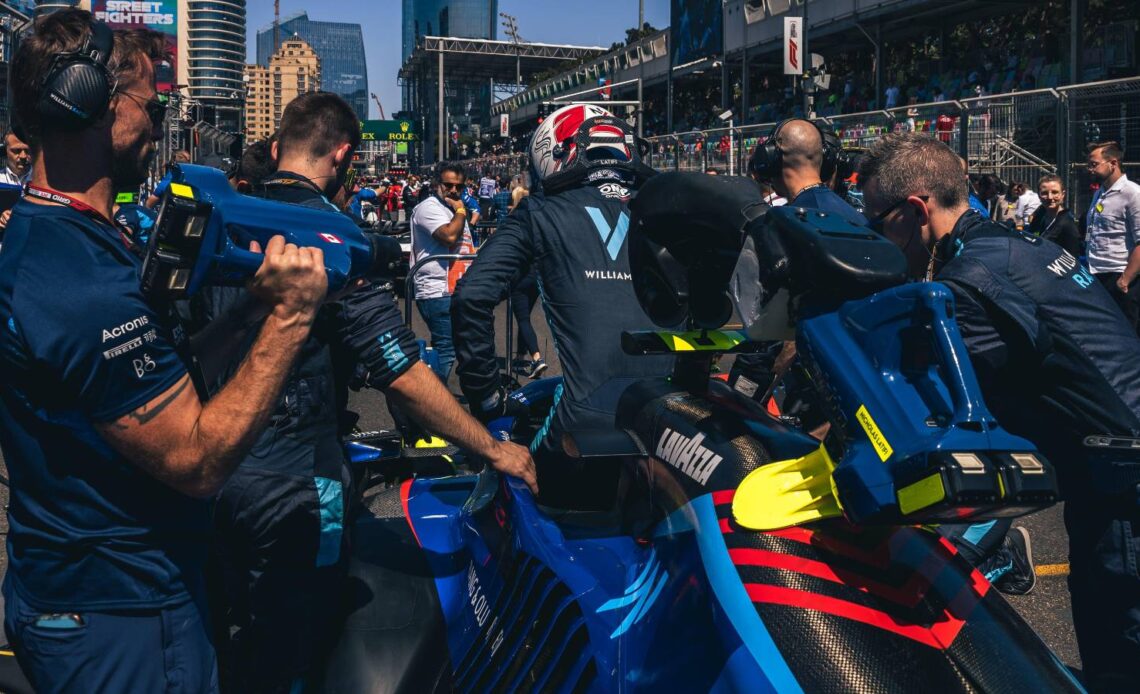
left=452, top=104, right=669, bottom=509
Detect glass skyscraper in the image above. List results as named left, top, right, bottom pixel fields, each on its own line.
left=187, top=0, right=246, bottom=133
left=401, top=1, right=497, bottom=121
left=402, top=0, right=497, bottom=61
left=257, top=12, right=368, bottom=121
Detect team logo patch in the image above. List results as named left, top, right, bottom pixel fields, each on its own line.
left=586, top=207, right=630, bottom=261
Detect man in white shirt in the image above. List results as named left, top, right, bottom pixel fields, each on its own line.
left=1015, top=182, right=1041, bottom=229
left=884, top=83, right=901, bottom=109
left=410, top=161, right=475, bottom=382
left=1086, top=140, right=1140, bottom=331
left=0, top=129, right=31, bottom=232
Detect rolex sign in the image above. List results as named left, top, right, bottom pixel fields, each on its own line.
left=360, top=120, right=421, bottom=142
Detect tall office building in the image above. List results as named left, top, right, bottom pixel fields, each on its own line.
left=400, top=1, right=497, bottom=117
left=186, top=0, right=246, bottom=133
left=244, top=37, right=320, bottom=143
left=256, top=13, right=367, bottom=121
left=402, top=0, right=497, bottom=61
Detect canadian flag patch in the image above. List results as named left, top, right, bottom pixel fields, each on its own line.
left=318, top=233, right=342, bottom=244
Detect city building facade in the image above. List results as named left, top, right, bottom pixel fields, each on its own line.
left=0, top=1, right=33, bottom=130
left=256, top=12, right=367, bottom=121
left=402, top=0, right=498, bottom=62
left=400, top=1, right=498, bottom=136
left=244, top=36, right=320, bottom=144
left=186, top=0, right=245, bottom=133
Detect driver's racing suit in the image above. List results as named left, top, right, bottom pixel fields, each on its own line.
left=452, top=180, right=672, bottom=506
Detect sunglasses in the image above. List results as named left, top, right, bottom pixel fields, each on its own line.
left=439, top=181, right=462, bottom=190
left=118, top=90, right=168, bottom=128
left=867, top=195, right=928, bottom=233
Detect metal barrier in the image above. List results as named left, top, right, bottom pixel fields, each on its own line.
left=462, top=77, right=1140, bottom=217
left=403, top=252, right=517, bottom=379
left=1059, top=78, right=1140, bottom=215
left=403, top=253, right=480, bottom=329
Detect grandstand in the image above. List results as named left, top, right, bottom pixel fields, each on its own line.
left=471, top=0, right=1137, bottom=215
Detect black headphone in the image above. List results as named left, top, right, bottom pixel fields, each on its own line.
left=36, top=20, right=116, bottom=131
left=748, top=118, right=841, bottom=183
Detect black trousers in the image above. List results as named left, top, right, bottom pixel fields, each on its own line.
left=1064, top=493, right=1140, bottom=691
left=511, top=271, right=540, bottom=357
left=1095, top=272, right=1140, bottom=335
left=213, top=466, right=351, bottom=693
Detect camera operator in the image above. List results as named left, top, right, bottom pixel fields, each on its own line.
left=0, top=11, right=328, bottom=691
left=197, top=91, right=535, bottom=693
left=860, top=131, right=1140, bottom=691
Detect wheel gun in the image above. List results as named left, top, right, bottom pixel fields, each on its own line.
left=140, top=164, right=402, bottom=298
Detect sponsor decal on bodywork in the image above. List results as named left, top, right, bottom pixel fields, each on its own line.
left=655, top=427, right=724, bottom=485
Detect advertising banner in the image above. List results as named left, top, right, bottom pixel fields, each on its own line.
left=499, top=113, right=509, bottom=138
left=92, top=1, right=177, bottom=91
left=360, top=119, right=421, bottom=142
left=783, top=17, right=802, bottom=76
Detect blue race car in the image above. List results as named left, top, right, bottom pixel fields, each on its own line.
left=321, top=174, right=1079, bottom=693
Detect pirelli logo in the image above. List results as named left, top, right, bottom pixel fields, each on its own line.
left=856, top=405, right=893, bottom=462
left=102, top=336, right=142, bottom=360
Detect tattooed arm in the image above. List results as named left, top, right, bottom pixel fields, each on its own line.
left=95, top=238, right=326, bottom=498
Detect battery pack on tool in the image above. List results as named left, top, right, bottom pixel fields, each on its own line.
left=141, top=164, right=400, bottom=298
left=891, top=450, right=1058, bottom=523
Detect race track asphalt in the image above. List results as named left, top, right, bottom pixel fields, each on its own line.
left=0, top=298, right=1083, bottom=677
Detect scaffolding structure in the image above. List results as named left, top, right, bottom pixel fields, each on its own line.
left=399, top=36, right=605, bottom=163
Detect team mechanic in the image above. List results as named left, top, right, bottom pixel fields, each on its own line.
left=0, top=12, right=330, bottom=691
left=452, top=105, right=670, bottom=509
left=194, top=91, right=535, bottom=693
left=730, top=118, right=866, bottom=411
left=859, top=132, right=1140, bottom=693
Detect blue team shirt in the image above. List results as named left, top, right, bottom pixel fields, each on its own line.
left=461, top=189, right=480, bottom=216
left=968, top=192, right=990, bottom=217
left=152, top=171, right=172, bottom=199
left=790, top=185, right=869, bottom=227
left=114, top=203, right=157, bottom=246
left=0, top=200, right=208, bottom=611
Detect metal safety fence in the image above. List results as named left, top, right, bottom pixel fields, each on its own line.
left=641, top=77, right=1140, bottom=217
left=432, top=77, right=1140, bottom=219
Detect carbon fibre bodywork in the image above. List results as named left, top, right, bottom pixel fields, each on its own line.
left=324, top=377, right=1081, bottom=693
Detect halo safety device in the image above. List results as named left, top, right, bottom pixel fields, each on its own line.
left=36, top=20, right=117, bottom=131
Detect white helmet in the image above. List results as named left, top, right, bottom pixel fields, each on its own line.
left=528, top=103, right=651, bottom=193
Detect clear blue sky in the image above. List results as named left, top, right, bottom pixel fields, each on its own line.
left=245, top=0, right=670, bottom=120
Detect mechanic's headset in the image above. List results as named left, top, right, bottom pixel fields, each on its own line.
left=36, top=20, right=117, bottom=131
left=748, top=118, right=841, bottom=182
